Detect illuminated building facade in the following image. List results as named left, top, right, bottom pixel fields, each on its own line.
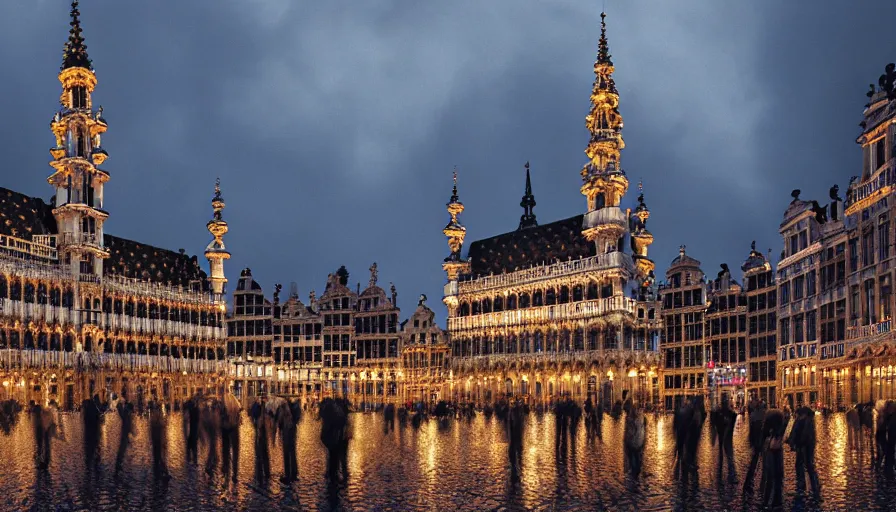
left=226, top=264, right=417, bottom=405
left=400, top=295, right=450, bottom=403
left=658, top=247, right=707, bottom=410
left=659, top=245, right=777, bottom=410
left=0, top=2, right=228, bottom=408
left=271, top=284, right=323, bottom=398
left=703, top=266, right=748, bottom=408
left=442, top=14, right=661, bottom=406
left=225, top=269, right=273, bottom=402
left=742, top=244, right=778, bottom=405
left=811, top=67, right=896, bottom=409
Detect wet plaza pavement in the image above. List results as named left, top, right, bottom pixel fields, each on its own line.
left=0, top=410, right=895, bottom=511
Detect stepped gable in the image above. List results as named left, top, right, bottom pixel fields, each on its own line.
left=103, top=234, right=208, bottom=288
left=0, top=187, right=56, bottom=238
left=466, top=214, right=595, bottom=278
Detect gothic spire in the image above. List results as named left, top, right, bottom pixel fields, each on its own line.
left=598, top=12, right=612, bottom=67
left=518, top=161, right=538, bottom=230
left=62, top=1, right=92, bottom=71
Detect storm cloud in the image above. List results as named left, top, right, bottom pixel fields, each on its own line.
left=0, top=1, right=894, bottom=319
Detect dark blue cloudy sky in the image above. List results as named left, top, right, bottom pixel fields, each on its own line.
left=1, top=1, right=895, bottom=322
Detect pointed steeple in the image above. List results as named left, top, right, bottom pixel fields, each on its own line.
left=62, top=1, right=92, bottom=71
left=205, top=177, right=230, bottom=295
left=518, top=161, right=538, bottom=230
left=442, top=167, right=470, bottom=282
left=598, top=12, right=613, bottom=67
left=581, top=11, right=626, bottom=212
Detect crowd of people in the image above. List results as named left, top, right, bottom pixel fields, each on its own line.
left=11, top=389, right=896, bottom=507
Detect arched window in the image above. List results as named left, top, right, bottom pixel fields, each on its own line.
left=37, top=283, right=47, bottom=305
left=63, top=334, right=73, bottom=352
left=587, top=283, right=599, bottom=300
left=37, top=332, right=48, bottom=351
left=0, top=275, right=7, bottom=298
left=545, top=288, right=556, bottom=305
left=519, top=293, right=530, bottom=308
left=460, top=302, right=470, bottom=316
left=573, top=285, right=584, bottom=302
left=10, top=279, right=21, bottom=301
left=482, top=298, right=492, bottom=314
left=534, top=331, right=543, bottom=352
left=24, top=331, right=35, bottom=349
left=588, top=328, right=599, bottom=351
left=50, top=333, right=61, bottom=351
left=23, top=282, right=35, bottom=303
left=507, top=294, right=517, bottom=310
left=493, top=295, right=504, bottom=312
left=574, top=328, right=585, bottom=351
left=533, top=290, right=543, bottom=307
left=559, top=286, right=570, bottom=304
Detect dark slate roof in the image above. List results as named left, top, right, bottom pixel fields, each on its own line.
left=104, top=235, right=208, bottom=288
left=0, top=186, right=206, bottom=289
left=0, top=187, right=56, bottom=238
left=466, top=214, right=594, bottom=278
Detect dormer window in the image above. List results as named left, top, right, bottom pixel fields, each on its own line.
left=71, top=86, right=88, bottom=109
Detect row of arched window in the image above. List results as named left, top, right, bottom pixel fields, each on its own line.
left=451, top=326, right=649, bottom=357
left=0, top=328, right=223, bottom=360
left=458, top=282, right=615, bottom=317
left=0, top=275, right=223, bottom=328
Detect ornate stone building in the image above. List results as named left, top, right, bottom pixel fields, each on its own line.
left=0, top=2, right=228, bottom=408
left=659, top=245, right=777, bottom=410
left=442, top=14, right=661, bottom=406
left=811, top=67, right=896, bottom=409
left=227, top=264, right=415, bottom=406
left=271, top=284, right=323, bottom=399
left=400, top=295, right=450, bottom=403
left=742, top=244, right=778, bottom=406
left=658, top=247, right=707, bottom=410
left=225, top=269, right=273, bottom=402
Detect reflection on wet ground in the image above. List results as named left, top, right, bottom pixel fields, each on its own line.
left=0, top=411, right=894, bottom=511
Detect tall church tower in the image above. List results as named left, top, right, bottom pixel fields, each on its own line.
left=205, top=178, right=230, bottom=295
left=580, top=13, right=629, bottom=256
left=48, top=1, right=110, bottom=278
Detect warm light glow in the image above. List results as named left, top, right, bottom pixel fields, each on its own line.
left=1, top=381, right=7, bottom=388
left=866, top=365, right=872, bottom=377
left=627, top=369, right=637, bottom=378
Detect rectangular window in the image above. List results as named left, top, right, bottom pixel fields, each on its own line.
left=794, top=313, right=804, bottom=343
left=780, top=281, right=790, bottom=305
left=790, top=235, right=799, bottom=256
left=863, top=230, right=875, bottom=267
left=876, top=137, right=887, bottom=169
left=799, top=231, right=808, bottom=251
left=806, top=311, right=817, bottom=342
left=807, top=270, right=816, bottom=297
left=849, top=238, right=859, bottom=272
left=781, top=318, right=791, bottom=345
left=794, top=275, right=805, bottom=301
left=865, top=279, right=877, bottom=325
left=880, top=219, right=890, bottom=261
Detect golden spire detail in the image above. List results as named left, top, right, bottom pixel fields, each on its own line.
left=442, top=167, right=470, bottom=282
left=580, top=11, right=627, bottom=212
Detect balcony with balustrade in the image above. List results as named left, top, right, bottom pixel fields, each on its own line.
left=455, top=252, right=632, bottom=296
left=448, top=295, right=639, bottom=332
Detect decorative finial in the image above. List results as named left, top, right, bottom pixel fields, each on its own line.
left=418, top=294, right=428, bottom=307
left=369, top=262, right=378, bottom=288
left=450, top=166, right=460, bottom=204
left=751, top=240, right=756, bottom=252
left=679, top=245, right=686, bottom=256
left=598, top=12, right=612, bottom=66
left=62, top=1, right=92, bottom=71
left=518, top=161, right=538, bottom=230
